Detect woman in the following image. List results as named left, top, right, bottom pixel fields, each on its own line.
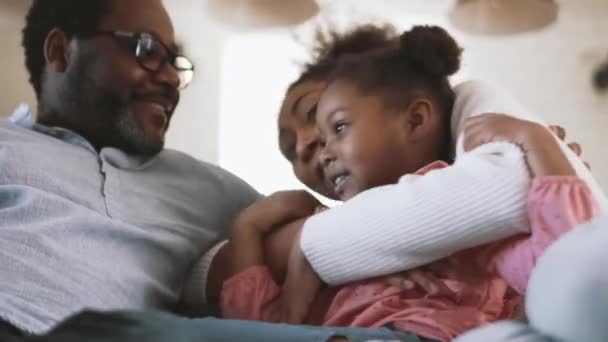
left=206, top=22, right=602, bottom=342
left=269, top=23, right=606, bottom=341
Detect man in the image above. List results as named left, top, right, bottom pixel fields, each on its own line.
left=0, top=1, right=406, bottom=341
left=1, top=0, right=253, bottom=334
left=3, top=1, right=603, bottom=342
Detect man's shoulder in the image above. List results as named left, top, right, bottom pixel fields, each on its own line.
left=0, top=117, right=36, bottom=139
left=159, top=148, right=260, bottom=197
left=1, top=104, right=38, bottom=137
left=159, top=148, right=226, bottom=175
left=0, top=118, right=15, bottom=129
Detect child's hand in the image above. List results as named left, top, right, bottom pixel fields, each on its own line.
left=229, top=191, right=320, bottom=277
left=233, top=190, right=321, bottom=236
left=385, top=270, right=444, bottom=295
left=281, top=228, right=322, bottom=324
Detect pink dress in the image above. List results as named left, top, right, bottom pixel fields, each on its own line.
left=221, top=163, right=600, bottom=342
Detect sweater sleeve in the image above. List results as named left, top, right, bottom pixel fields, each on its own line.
left=302, top=142, right=531, bottom=285
left=489, top=176, right=601, bottom=294
left=302, top=79, right=607, bottom=286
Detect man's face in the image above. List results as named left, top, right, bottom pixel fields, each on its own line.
left=52, top=0, right=181, bottom=155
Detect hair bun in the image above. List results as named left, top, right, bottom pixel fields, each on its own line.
left=399, top=25, right=462, bottom=77
left=310, top=24, right=400, bottom=67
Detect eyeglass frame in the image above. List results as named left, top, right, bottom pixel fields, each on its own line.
left=78, top=30, right=195, bottom=89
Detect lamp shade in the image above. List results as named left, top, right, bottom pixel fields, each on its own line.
left=207, top=0, right=320, bottom=30
left=449, top=0, right=558, bottom=35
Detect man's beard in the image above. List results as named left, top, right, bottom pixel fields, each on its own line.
left=46, top=55, right=166, bottom=156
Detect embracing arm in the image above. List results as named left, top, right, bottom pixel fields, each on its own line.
left=301, top=142, right=531, bottom=285
left=301, top=80, right=606, bottom=286
left=480, top=117, right=601, bottom=293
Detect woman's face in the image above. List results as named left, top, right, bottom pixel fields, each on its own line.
left=278, top=80, right=338, bottom=200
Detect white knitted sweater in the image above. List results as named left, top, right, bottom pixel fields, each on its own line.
left=301, top=80, right=607, bottom=286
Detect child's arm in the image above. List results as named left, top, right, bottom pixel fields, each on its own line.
left=227, top=190, right=320, bottom=278
left=473, top=116, right=601, bottom=293
left=222, top=218, right=315, bottom=322
left=205, top=191, right=318, bottom=305
left=491, top=176, right=599, bottom=293
left=219, top=191, right=320, bottom=321
left=206, top=216, right=305, bottom=305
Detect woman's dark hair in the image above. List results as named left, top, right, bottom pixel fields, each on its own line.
left=327, top=25, right=463, bottom=117
left=289, top=23, right=400, bottom=90
left=22, top=0, right=109, bottom=97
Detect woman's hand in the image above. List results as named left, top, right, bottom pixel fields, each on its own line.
left=548, top=125, right=590, bottom=169
left=464, top=114, right=576, bottom=176
left=463, top=114, right=590, bottom=169
left=463, top=114, right=550, bottom=153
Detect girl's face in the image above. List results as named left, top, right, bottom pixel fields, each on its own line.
left=315, top=80, right=439, bottom=201
left=278, top=80, right=338, bottom=199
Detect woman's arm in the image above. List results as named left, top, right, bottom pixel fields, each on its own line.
left=300, top=80, right=606, bottom=286
left=301, top=141, right=531, bottom=285
left=463, top=114, right=577, bottom=177
left=465, top=115, right=599, bottom=293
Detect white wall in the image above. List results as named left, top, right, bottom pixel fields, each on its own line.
left=0, top=0, right=36, bottom=117
left=164, top=0, right=228, bottom=162
left=218, top=32, right=310, bottom=195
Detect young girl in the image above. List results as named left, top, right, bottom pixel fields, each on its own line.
left=219, top=26, right=601, bottom=342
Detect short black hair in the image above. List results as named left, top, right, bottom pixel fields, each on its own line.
left=22, top=0, right=110, bottom=98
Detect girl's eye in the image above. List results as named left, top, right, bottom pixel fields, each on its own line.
left=334, top=122, right=348, bottom=134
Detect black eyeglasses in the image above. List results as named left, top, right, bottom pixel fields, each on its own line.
left=83, top=30, right=195, bottom=89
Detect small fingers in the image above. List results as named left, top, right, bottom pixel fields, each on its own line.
left=567, top=142, right=582, bottom=156
left=315, top=205, right=328, bottom=214
left=386, top=276, right=415, bottom=290
left=409, top=271, right=439, bottom=295
left=548, top=125, right=566, bottom=140
left=584, top=161, right=591, bottom=170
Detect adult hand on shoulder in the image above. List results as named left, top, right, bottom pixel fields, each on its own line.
left=548, top=124, right=591, bottom=169
left=463, top=114, right=547, bottom=152
left=463, top=114, right=591, bottom=169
